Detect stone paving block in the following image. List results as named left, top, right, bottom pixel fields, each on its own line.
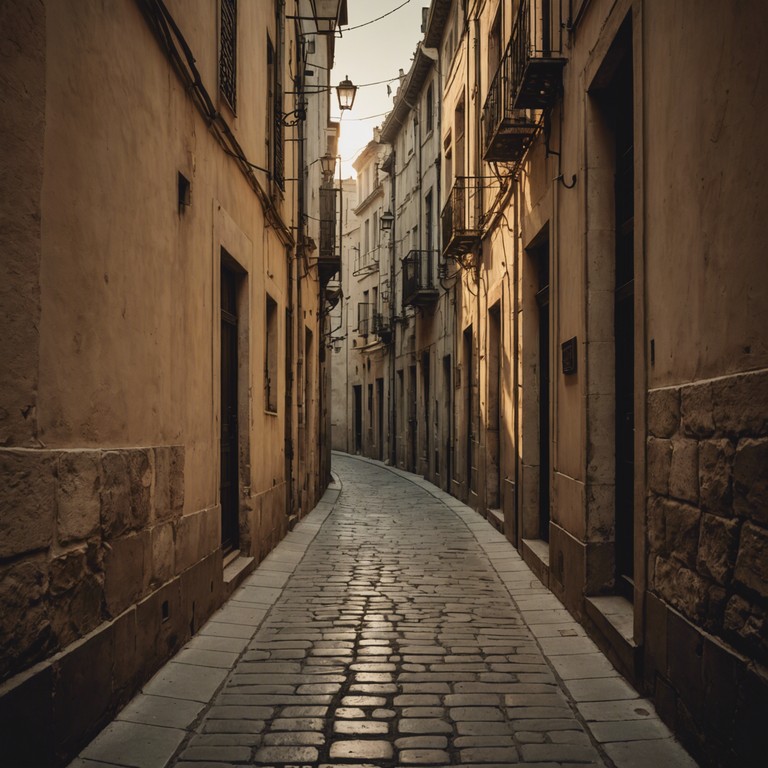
left=577, top=698, right=656, bottom=722
left=262, top=731, right=325, bottom=746
left=395, top=735, right=449, bottom=749
left=142, top=662, right=228, bottom=702
left=81, top=721, right=185, bottom=768
left=202, top=719, right=265, bottom=734
left=329, top=740, right=394, bottom=760
left=520, top=744, right=602, bottom=762
left=116, top=693, right=205, bottom=729
left=178, top=745, right=250, bottom=762
left=198, top=622, right=254, bottom=640
left=398, top=718, right=453, bottom=734
left=398, top=748, right=451, bottom=763
left=561, top=676, right=640, bottom=702
left=589, top=718, right=673, bottom=742
left=454, top=735, right=518, bottom=747
left=173, top=648, right=240, bottom=669
left=186, top=733, right=262, bottom=747
left=185, top=634, right=251, bottom=654
left=603, top=738, right=699, bottom=767
left=549, top=652, right=619, bottom=680
left=459, top=746, right=520, bottom=763
left=253, top=745, right=319, bottom=763
left=333, top=719, right=390, bottom=734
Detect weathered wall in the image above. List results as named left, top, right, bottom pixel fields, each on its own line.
left=0, top=1, right=45, bottom=447
left=0, top=1, right=327, bottom=764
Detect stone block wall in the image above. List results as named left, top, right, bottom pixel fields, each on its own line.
left=646, top=368, right=768, bottom=764
left=0, top=445, right=191, bottom=683
left=647, top=369, right=768, bottom=663
left=0, top=444, right=227, bottom=765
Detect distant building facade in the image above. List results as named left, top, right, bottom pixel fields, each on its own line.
left=0, top=1, right=346, bottom=764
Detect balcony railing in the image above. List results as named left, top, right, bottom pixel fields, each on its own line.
left=402, top=250, right=439, bottom=308
left=509, top=0, right=566, bottom=110
left=353, top=246, right=380, bottom=277
left=372, top=312, right=392, bottom=342
left=483, top=1, right=566, bottom=162
left=483, top=59, right=538, bottom=162
left=441, top=177, right=483, bottom=259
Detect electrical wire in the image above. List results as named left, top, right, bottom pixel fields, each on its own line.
left=342, top=0, right=413, bottom=32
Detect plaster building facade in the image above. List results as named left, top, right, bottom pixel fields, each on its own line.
left=330, top=176, right=359, bottom=451
left=431, top=0, right=768, bottom=762
left=332, top=0, right=768, bottom=763
left=333, top=136, right=392, bottom=459
left=0, top=1, right=345, bottom=764
left=380, top=46, right=451, bottom=486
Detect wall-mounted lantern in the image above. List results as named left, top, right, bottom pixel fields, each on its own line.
left=380, top=210, right=394, bottom=231
left=336, top=76, right=357, bottom=111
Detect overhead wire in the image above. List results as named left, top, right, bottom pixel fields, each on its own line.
left=341, top=0, right=413, bottom=32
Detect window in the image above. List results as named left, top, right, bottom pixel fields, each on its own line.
left=265, top=294, right=278, bottom=412
left=358, top=299, right=370, bottom=337
left=219, top=0, right=237, bottom=109
left=489, top=8, right=502, bottom=80
left=364, top=219, right=370, bottom=255
left=425, top=83, right=434, bottom=134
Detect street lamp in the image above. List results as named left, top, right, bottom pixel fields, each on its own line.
left=319, top=152, right=336, bottom=180
left=336, top=76, right=357, bottom=111
left=380, top=210, right=394, bottom=231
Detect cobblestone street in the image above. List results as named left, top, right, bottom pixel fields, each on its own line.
left=71, top=454, right=697, bottom=768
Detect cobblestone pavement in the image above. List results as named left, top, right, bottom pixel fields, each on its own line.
left=71, top=454, right=698, bottom=768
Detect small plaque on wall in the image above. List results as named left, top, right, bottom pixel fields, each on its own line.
left=561, top=337, right=577, bottom=375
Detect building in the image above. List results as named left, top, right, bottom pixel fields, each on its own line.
left=334, top=135, right=391, bottom=458
left=379, top=45, right=450, bottom=486
left=333, top=0, right=768, bottom=762
left=330, top=177, right=360, bottom=451
left=0, top=1, right=346, bottom=764
left=435, top=0, right=768, bottom=762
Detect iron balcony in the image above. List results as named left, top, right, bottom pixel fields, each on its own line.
left=483, top=0, right=566, bottom=161
left=441, top=177, right=483, bottom=259
left=402, top=250, right=440, bottom=308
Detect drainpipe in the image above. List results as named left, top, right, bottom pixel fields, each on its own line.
left=388, top=150, right=397, bottom=467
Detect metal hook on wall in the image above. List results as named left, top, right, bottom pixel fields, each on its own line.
left=555, top=173, right=577, bottom=189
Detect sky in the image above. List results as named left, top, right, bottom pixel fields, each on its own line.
left=330, top=0, right=428, bottom=177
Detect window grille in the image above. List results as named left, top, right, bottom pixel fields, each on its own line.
left=219, top=0, right=237, bottom=109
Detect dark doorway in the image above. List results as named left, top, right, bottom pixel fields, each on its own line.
left=421, top=352, right=431, bottom=474
left=487, top=304, right=501, bottom=509
left=532, top=234, right=550, bottom=542
left=611, top=32, right=635, bottom=598
left=353, top=385, right=362, bottom=454
left=376, top=377, right=384, bottom=461
left=463, top=326, right=476, bottom=500
left=443, top=355, right=453, bottom=491
left=220, top=262, right=240, bottom=553
left=408, top=365, right=417, bottom=472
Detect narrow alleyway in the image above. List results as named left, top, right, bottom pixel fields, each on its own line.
left=71, top=455, right=697, bottom=768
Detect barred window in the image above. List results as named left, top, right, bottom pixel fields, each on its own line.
left=219, top=0, right=237, bottom=110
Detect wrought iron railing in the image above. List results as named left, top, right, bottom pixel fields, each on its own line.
left=441, top=177, right=483, bottom=256
left=510, top=0, right=566, bottom=109
left=483, top=45, right=537, bottom=159
left=372, top=312, right=391, bottom=339
left=402, top=250, right=438, bottom=305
